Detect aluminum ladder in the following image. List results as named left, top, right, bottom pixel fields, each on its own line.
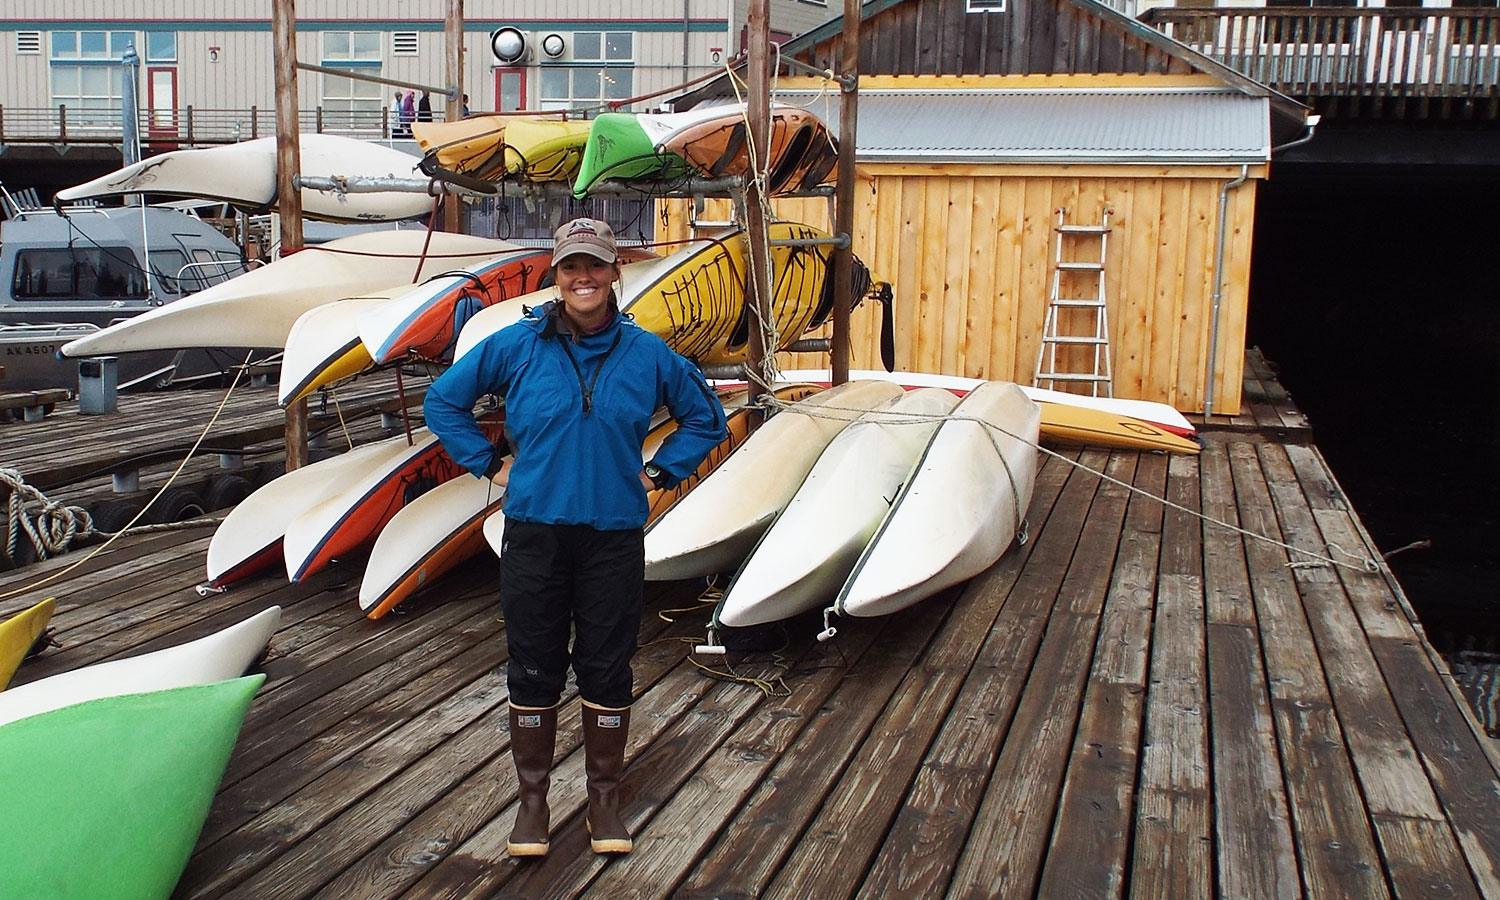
left=1033, top=206, right=1114, bottom=397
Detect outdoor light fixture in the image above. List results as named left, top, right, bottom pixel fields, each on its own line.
left=490, top=27, right=527, bottom=64
left=540, top=33, right=566, bottom=59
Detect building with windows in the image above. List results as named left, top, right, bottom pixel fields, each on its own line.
left=0, top=1, right=842, bottom=189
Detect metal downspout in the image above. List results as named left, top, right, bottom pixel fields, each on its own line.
left=1204, top=164, right=1249, bottom=419
left=1201, top=114, right=1318, bottom=417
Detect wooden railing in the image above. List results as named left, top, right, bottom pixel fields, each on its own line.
left=1140, top=7, right=1500, bottom=101
left=0, top=105, right=447, bottom=147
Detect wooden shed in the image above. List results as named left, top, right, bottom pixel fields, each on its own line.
left=665, top=0, right=1309, bottom=415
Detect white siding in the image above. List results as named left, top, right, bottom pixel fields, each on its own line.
left=0, top=1, right=752, bottom=130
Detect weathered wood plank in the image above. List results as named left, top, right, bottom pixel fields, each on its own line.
left=944, top=452, right=1134, bottom=900
left=847, top=452, right=1103, bottom=900
left=1229, top=441, right=1390, bottom=899
left=1036, top=452, right=1165, bottom=899
left=1129, top=573, right=1212, bottom=900
left=1208, top=622, right=1302, bottom=899
left=1198, top=441, right=1255, bottom=627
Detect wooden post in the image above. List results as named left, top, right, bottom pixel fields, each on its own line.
left=443, top=0, right=463, bottom=233
left=273, top=0, right=309, bottom=470
left=831, top=0, right=861, bottom=386
left=743, top=0, right=773, bottom=415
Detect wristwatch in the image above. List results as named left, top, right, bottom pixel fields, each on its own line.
left=643, top=462, right=669, bottom=490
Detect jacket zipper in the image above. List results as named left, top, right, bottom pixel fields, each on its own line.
left=558, top=328, right=623, bottom=417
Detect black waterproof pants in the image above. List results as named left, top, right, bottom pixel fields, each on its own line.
left=498, top=519, right=644, bottom=709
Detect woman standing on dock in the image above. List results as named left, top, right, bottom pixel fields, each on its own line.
left=424, top=218, right=726, bottom=858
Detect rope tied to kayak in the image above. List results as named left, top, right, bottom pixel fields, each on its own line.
left=750, top=398, right=1382, bottom=575
left=0, top=468, right=95, bottom=563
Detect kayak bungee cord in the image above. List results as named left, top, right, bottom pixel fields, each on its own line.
left=773, top=400, right=1382, bottom=575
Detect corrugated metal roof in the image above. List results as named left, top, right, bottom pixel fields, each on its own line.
left=775, top=88, right=1272, bottom=164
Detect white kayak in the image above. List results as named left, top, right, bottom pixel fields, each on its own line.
left=206, top=436, right=413, bottom=587
left=61, top=231, right=515, bottom=357
left=643, top=379, right=907, bottom=581
left=773, top=368, right=1194, bottom=437
left=277, top=295, right=393, bottom=406
left=358, top=475, right=506, bottom=618
left=0, top=606, right=280, bottom=728
left=55, top=134, right=432, bottom=222
left=717, top=387, right=961, bottom=628
left=481, top=506, right=507, bottom=557
left=834, top=381, right=1041, bottom=619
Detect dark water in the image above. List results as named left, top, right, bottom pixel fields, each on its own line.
left=1247, top=168, right=1500, bottom=725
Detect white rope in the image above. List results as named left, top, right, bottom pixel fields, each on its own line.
left=0, top=353, right=252, bottom=602
left=0, top=468, right=95, bottom=562
left=750, top=397, right=1382, bottom=574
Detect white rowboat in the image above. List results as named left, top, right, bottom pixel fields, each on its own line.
left=62, top=231, right=515, bottom=357
left=834, top=381, right=1041, bottom=619
left=716, top=387, right=961, bottom=627
left=772, top=368, right=1194, bottom=437
left=0, top=606, right=280, bottom=728
left=643, top=379, right=907, bottom=581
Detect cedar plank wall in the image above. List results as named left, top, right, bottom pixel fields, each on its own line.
left=662, top=165, right=1256, bottom=415
left=663, top=0, right=1258, bottom=413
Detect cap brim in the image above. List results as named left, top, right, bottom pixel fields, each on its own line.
left=554, top=245, right=617, bottom=264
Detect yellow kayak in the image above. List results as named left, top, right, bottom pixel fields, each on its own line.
left=502, top=118, right=591, bottom=182
left=0, top=598, right=55, bottom=690
left=627, top=222, right=846, bottom=366
left=1038, top=403, right=1202, bottom=454
left=413, top=115, right=516, bottom=181
left=416, top=116, right=590, bottom=185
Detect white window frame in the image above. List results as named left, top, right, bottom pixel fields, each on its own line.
left=539, top=31, right=635, bottom=112
left=320, top=30, right=385, bottom=133
left=49, top=30, right=134, bottom=128
left=967, top=0, right=1007, bottom=11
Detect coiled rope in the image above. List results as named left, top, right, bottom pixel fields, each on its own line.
left=0, top=467, right=95, bottom=562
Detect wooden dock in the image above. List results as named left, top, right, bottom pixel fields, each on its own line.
left=2, top=352, right=1497, bottom=900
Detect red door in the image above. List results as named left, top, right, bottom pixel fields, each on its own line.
left=494, top=68, right=526, bottom=112
left=146, top=66, right=179, bottom=146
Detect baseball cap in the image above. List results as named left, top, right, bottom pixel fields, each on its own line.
left=552, top=218, right=618, bottom=264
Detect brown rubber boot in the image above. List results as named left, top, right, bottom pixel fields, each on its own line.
left=582, top=702, right=633, bottom=854
left=506, top=703, right=558, bottom=857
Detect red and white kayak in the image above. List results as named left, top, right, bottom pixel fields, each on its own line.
left=206, top=437, right=413, bottom=587
left=358, top=246, right=554, bottom=366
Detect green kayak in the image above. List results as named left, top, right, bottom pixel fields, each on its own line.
left=572, top=112, right=691, bottom=198
left=0, top=675, right=264, bottom=900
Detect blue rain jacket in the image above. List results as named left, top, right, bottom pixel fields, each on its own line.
left=424, top=302, right=727, bottom=530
